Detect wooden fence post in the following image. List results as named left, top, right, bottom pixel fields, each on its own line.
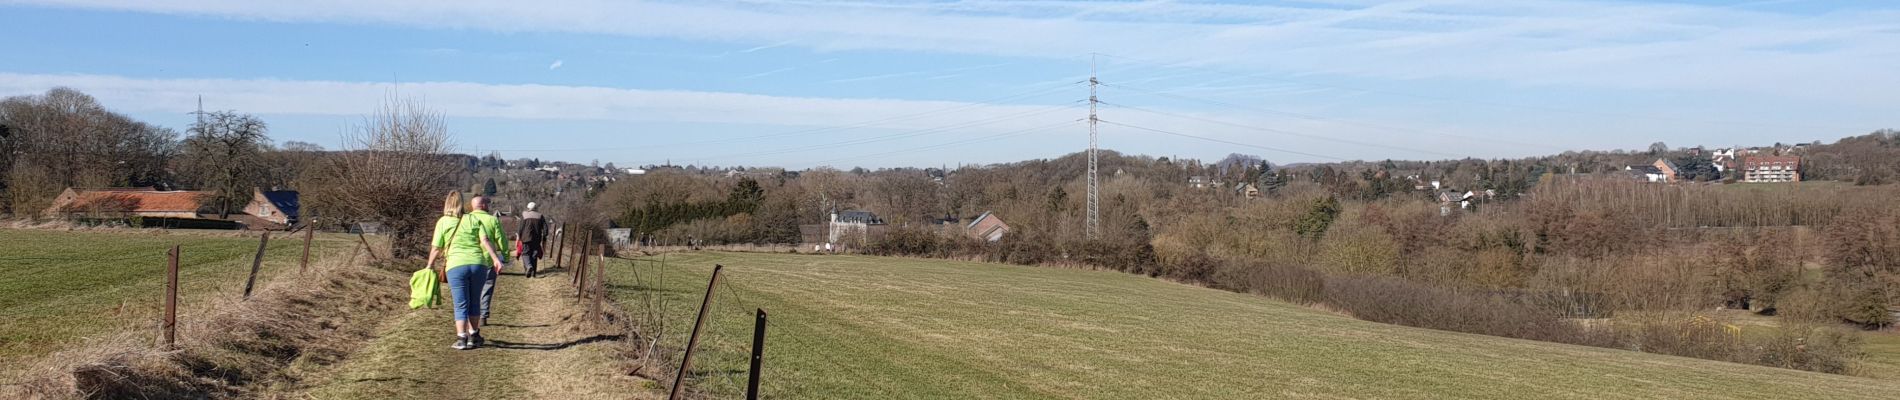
left=243, top=232, right=270, bottom=299
left=746, top=308, right=767, bottom=400
left=357, top=233, right=380, bottom=262
left=574, top=230, right=592, bottom=288
left=575, top=244, right=587, bottom=296
left=593, top=244, right=607, bottom=318
left=668, top=264, right=723, bottom=400
left=299, top=226, right=314, bottom=275
left=163, top=245, right=180, bottom=348
left=553, top=222, right=566, bottom=269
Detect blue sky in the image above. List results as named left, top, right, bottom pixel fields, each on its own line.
left=1, top=0, right=1895, bottom=169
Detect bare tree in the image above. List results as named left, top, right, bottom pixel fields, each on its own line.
left=177, top=111, right=270, bottom=218
left=0, top=88, right=175, bottom=213
left=304, top=96, right=461, bottom=257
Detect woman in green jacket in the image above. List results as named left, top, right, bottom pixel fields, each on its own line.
left=428, top=192, right=508, bottom=350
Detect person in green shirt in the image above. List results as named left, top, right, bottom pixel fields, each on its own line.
left=429, top=193, right=509, bottom=350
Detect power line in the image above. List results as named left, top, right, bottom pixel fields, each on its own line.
left=488, top=80, right=1081, bottom=153
left=653, top=102, right=1083, bottom=166
left=1098, top=119, right=1348, bottom=161
left=798, top=119, right=1081, bottom=169
left=1101, top=82, right=1566, bottom=153
left=1096, top=100, right=1468, bottom=159
left=1093, top=52, right=1865, bottom=133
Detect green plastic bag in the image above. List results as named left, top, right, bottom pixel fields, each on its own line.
left=409, top=268, right=442, bottom=309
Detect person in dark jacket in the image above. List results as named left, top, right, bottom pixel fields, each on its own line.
left=518, top=202, right=548, bottom=278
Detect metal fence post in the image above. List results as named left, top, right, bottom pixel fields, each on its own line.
left=243, top=232, right=270, bottom=299
left=299, top=226, right=314, bottom=275
left=747, top=308, right=767, bottom=400
left=163, top=245, right=180, bottom=348
left=668, top=264, right=723, bottom=400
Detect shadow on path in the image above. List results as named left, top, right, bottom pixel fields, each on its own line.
left=486, top=334, right=626, bottom=351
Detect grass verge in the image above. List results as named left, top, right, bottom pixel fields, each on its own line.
left=606, top=252, right=1900, bottom=399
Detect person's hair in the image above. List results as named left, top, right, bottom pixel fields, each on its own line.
left=470, top=195, right=489, bottom=210
left=441, top=191, right=464, bottom=217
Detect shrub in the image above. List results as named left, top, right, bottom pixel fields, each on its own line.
left=1213, top=260, right=1325, bottom=305
left=864, top=226, right=949, bottom=257
left=1752, top=321, right=1865, bottom=374
left=1321, top=274, right=1588, bottom=344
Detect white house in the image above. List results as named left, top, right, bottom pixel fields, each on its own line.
left=828, top=210, right=884, bottom=245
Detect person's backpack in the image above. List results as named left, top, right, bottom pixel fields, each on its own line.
left=409, top=267, right=442, bottom=309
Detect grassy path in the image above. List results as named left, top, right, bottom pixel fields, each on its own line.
left=304, top=265, right=652, bottom=399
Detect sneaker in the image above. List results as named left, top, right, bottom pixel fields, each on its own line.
left=452, top=337, right=470, bottom=350
left=470, top=332, right=485, bottom=349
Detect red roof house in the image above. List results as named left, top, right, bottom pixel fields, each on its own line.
left=42, top=188, right=210, bottom=219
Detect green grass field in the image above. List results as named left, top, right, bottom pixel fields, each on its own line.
left=0, top=228, right=357, bottom=373
left=607, top=252, right=1900, bottom=399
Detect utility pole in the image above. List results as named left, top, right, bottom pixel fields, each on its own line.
left=1086, top=54, right=1101, bottom=240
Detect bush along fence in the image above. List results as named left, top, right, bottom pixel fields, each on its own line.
left=157, top=227, right=369, bottom=348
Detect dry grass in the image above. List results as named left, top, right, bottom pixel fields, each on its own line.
left=6, top=250, right=405, bottom=399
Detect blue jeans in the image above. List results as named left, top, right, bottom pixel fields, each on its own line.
left=447, top=264, right=488, bottom=322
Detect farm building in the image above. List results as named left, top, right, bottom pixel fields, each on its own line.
left=965, top=211, right=1011, bottom=242
left=42, top=187, right=210, bottom=219
left=241, top=188, right=300, bottom=226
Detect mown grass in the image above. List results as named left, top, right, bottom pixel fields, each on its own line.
left=1860, top=332, right=1900, bottom=379
left=0, top=228, right=357, bottom=374
left=607, top=252, right=1900, bottom=399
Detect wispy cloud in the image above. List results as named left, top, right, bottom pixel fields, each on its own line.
left=736, top=67, right=794, bottom=80
left=827, top=62, right=1013, bottom=84
left=548, top=59, right=563, bottom=70
left=737, top=40, right=793, bottom=53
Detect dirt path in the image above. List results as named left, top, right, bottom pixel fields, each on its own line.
left=302, top=266, right=656, bottom=399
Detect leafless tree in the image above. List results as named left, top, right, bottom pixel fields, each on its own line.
left=303, top=95, right=461, bottom=257
left=177, top=111, right=270, bottom=218
left=0, top=88, right=175, bottom=214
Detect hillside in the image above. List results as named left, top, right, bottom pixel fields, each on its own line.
left=609, top=252, right=1900, bottom=399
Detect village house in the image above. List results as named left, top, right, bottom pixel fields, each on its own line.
left=241, top=188, right=300, bottom=226
left=43, top=187, right=210, bottom=219
left=1626, top=158, right=1679, bottom=183
left=1711, top=148, right=1739, bottom=173
left=965, top=211, right=1011, bottom=242
left=1188, top=175, right=1211, bottom=189
left=1435, top=189, right=1475, bottom=216
left=828, top=210, right=885, bottom=246
left=1236, top=183, right=1261, bottom=199
left=1740, top=156, right=1801, bottom=183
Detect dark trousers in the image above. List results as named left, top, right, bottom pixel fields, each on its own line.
left=521, top=241, right=543, bottom=278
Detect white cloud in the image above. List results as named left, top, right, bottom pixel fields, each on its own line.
left=0, top=72, right=1588, bottom=162
left=548, top=59, right=563, bottom=70
left=0, top=72, right=1080, bottom=131
left=7, top=0, right=1896, bottom=105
